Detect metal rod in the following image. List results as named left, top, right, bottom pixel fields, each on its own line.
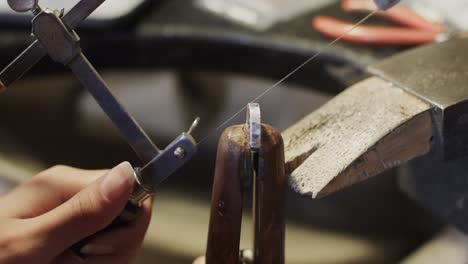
left=0, top=40, right=46, bottom=90
left=62, top=0, right=107, bottom=29
left=68, top=52, right=160, bottom=163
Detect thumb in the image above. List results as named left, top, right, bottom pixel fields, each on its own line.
left=36, top=161, right=135, bottom=252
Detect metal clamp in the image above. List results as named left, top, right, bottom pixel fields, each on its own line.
left=32, top=9, right=80, bottom=65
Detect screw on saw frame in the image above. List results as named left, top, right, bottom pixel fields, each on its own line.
left=174, top=147, right=186, bottom=159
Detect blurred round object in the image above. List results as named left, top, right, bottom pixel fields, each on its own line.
left=7, top=0, right=37, bottom=12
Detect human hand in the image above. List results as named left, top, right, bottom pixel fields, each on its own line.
left=0, top=162, right=152, bottom=264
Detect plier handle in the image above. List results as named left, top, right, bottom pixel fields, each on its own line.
left=313, top=0, right=444, bottom=46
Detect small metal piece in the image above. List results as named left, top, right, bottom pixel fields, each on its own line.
left=174, top=147, right=186, bottom=159
left=373, top=0, right=400, bottom=10
left=7, top=0, right=38, bottom=13
left=129, top=168, right=153, bottom=205
left=187, top=117, right=201, bottom=136
left=129, top=185, right=152, bottom=205
left=140, top=117, right=201, bottom=171
left=31, top=5, right=42, bottom=16
left=247, top=103, right=261, bottom=150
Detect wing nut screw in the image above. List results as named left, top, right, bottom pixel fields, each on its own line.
left=174, top=147, right=186, bottom=159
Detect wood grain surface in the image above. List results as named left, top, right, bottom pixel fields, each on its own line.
left=206, top=125, right=248, bottom=264
left=283, top=77, right=433, bottom=198
left=253, top=124, right=285, bottom=264
left=206, top=124, right=286, bottom=264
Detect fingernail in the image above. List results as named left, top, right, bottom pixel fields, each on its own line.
left=101, top=161, right=135, bottom=201
left=80, top=244, right=115, bottom=255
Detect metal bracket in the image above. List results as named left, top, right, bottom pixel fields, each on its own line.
left=32, top=9, right=80, bottom=65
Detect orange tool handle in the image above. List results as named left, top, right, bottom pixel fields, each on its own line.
left=342, top=0, right=444, bottom=33
left=312, top=16, right=437, bottom=46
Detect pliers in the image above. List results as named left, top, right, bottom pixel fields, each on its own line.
left=312, top=0, right=445, bottom=46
